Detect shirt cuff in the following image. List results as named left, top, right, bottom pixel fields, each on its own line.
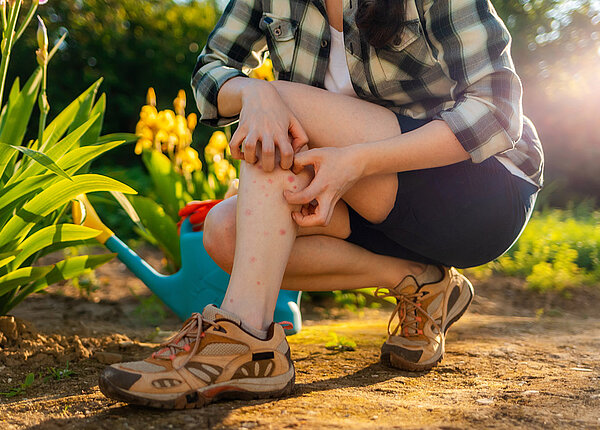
left=435, top=99, right=517, bottom=164
left=192, top=66, right=248, bottom=128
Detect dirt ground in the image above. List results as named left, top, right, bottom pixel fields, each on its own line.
left=1, top=250, right=599, bottom=429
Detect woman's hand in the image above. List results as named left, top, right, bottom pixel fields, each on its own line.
left=228, top=80, right=308, bottom=172
left=284, top=146, right=363, bottom=227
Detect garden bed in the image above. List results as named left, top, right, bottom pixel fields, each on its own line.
left=1, top=249, right=599, bottom=429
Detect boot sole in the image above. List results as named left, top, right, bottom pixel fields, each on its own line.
left=99, top=367, right=295, bottom=410
left=381, top=273, right=474, bottom=372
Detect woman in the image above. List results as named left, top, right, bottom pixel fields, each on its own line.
left=99, top=0, right=543, bottom=409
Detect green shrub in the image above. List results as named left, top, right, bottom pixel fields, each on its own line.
left=487, top=209, right=600, bottom=291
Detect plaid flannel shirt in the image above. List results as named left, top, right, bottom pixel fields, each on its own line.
left=191, top=0, right=544, bottom=187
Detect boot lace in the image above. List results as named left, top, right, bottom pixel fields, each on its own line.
left=151, top=312, right=221, bottom=369
left=375, top=275, right=442, bottom=338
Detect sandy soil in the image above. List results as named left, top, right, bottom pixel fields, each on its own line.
left=1, top=252, right=599, bottom=429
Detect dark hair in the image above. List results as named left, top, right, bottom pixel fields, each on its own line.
left=355, top=0, right=406, bottom=48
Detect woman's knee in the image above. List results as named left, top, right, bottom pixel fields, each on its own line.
left=203, top=197, right=237, bottom=268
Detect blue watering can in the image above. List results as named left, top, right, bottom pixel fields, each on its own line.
left=72, top=195, right=302, bottom=334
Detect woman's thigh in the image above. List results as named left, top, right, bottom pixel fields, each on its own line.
left=271, top=80, right=401, bottom=224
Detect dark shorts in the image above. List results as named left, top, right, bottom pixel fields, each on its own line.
left=344, top=114, right=539, bottom=268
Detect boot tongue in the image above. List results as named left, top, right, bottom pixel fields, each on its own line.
left=202, top=304, right=241, bottom=325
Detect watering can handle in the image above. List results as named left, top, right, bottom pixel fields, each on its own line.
left=72, top=194, right=114, bottom=244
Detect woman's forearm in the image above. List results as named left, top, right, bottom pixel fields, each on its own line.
left=217, top=76, right=271, bottom=118
left=358, top=119, right=470, bottom=177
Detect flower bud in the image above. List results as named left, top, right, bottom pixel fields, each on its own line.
left=36, top=16, right=48, bottom=54
left=146, top=87, right=156, bottom=107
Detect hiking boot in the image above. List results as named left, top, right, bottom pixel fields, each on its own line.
left=99, top=305, right=295, bottom=409
left=377, top=266, right=474, bottom=372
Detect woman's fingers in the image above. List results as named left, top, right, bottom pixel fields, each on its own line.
left=284, top=178, right=323, bottom=205
left=289, top=115, right=309, bottom=153
left=243, top=132, right=259, bottom=164
left=277, top=133, right=294, bottom=170
left=291, top=199, right=332, bottom=227
left=229, top=128, right=245, bottom=160
left=260, top=134, right=276, bottom=172
left=290, top=150, right=318, bottom=175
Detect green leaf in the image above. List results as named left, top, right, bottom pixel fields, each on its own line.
left=10, top=224, right=101, bottom=269
left=0, top=69, right=43, bottom=178
left=0, top=174, right=53, bottom=222
left=95, top=132, right=138, bottom=145
left=129, top=195, right=181, bottom=269
left=39, top=79, right=103, bottom=152
left=0, top=266, right=53, bottom=296
left=0, top=143, right=72, bottom=181
left=7, top=254, right=116, bottom=311
left=142, top=150, right=190, bottom=220
left=0, top=250, right=20, bottom=268
left=7, top=114, right=100, bottom=186
left=0, top=174, right=136, bottom=250
left=79, top=93, right=106, bottom=148
left=58, top=140, right=124, bottom=175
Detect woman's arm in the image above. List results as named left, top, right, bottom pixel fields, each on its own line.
left=285, top=123, right=468, bottom=226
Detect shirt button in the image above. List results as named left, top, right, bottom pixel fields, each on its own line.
left=321, top=39, right=328, bottom=48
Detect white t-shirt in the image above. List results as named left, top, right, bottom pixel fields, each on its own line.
left=323, top=25, right=537, bottom=186
left=323, top=26, right=357, bottom=98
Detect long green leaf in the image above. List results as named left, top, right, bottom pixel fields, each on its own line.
left=0, top=250, right=20, bottom=268
left=1, top=143, right=72, bottom=181
left=39, top=79, right=103, bottom=152
left=0, top=69, right=42, bottom=178
left=95, top=133, right=138, bottom=145
left=0, top=174, right=136, bottom=249
left=0, top=174, right=53, bottom=220
left=142, top=150, right=190, bottom=220
left=0, top=266, right=53, bottom=296
left=79, top=93, right=106, bottom=148
left=7, top=113, right=100, bottom=186
left=59, top=140, right=124, bottom=175
left=6, top=254, right=115, bottom=312
left=130, top=195, right=181, bottom=268
left=11, top=224, right=101, bottom=269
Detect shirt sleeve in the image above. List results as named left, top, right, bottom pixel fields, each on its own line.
left=423, top=0, right=524, bottom=163
left=190, top=0, right=267, bottom=127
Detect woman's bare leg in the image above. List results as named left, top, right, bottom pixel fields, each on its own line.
left=219, top=161, right=313, bottom=331
left=205, top=195, right=425, bottom=292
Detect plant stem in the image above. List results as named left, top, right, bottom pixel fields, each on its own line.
left=13, top=0, right=38, bottom=44
left=2, top=2, right=7, bottom=32
left=37, top=60, right=48, bottom=149
left=0, top=0, right=21, bottom=109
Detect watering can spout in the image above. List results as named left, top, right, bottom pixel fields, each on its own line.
left=72, top=195, right=173, bottom=297
left=72, top=195, right=303, bottom=333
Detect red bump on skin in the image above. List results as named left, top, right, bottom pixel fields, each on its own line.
left=253, top=180, right=256, bottom=184
left=263, top=231, right=269, bottom=236
left=250, top=257, right=256, bottom=263
left=279, top=229, right=286, bottom=235
left=267, top=179, right=273, bottom=184
left=229, top=299, right=234, bottom=303
left=293, top=185, right=297, bottom=189
left=245, top=209, right=252, bottom=216
left=265, top=193, right=269, bottom=197
left=256, top=281, right=261, bottom=285
left=287, top=175, right=295, bottom=183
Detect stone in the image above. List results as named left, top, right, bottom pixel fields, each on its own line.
left=0, top=316, right=18, bottom=342
left=94, top=351, right=123, bottom=364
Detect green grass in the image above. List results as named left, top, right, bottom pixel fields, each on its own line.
left=475, top=208, right=600, bottom=292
